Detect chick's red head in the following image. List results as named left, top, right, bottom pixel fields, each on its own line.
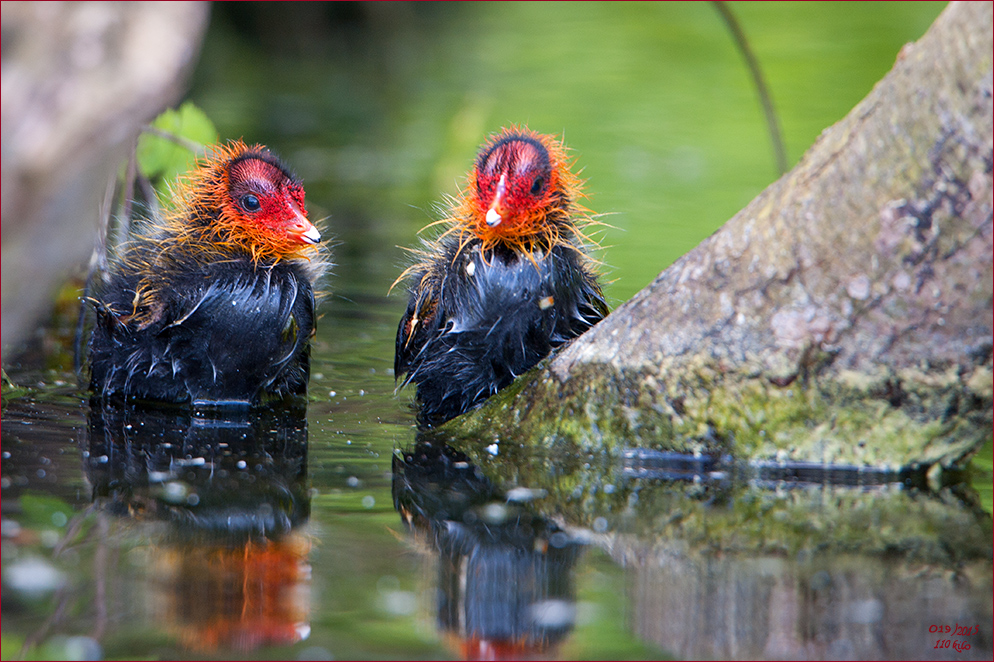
left=462, top=128, right=582, bottom=252
left=226, top=154, right=320, bottom=246
left=180, top=140, right=320, bottom=263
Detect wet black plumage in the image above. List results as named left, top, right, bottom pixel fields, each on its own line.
left=394, top=128, right=608, bottom=427
left=84, top=140, right=327, bottom=406
left=396, top=241, right=606, bottom=427
left=88, top=259, right=315, bottom=405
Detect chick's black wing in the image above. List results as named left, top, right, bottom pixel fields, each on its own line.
left=88, top=262, right=314, bottom=405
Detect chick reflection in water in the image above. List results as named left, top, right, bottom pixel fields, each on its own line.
left=393, top=439, right=584, bottom=660
left=84, top=403, right=312, bottom=652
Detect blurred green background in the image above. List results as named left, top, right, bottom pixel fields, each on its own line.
left=9, top=4, right=982, bottom=661
left=187, top=0, right=947, bottom=306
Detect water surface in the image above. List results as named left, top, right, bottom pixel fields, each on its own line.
left=4, top=3, right=991, bottom=660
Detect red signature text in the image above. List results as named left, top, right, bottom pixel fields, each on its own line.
left=930, top=624, right=980, bottom=653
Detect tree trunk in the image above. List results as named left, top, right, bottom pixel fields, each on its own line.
left=445, top=1, right=993, bottom=471
left=1, top=2, right=209, bottom=352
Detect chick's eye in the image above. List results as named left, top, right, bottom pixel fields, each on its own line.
left=530, top=177, right=545, bottom=195
left=240, top=194, right=261, bottom=212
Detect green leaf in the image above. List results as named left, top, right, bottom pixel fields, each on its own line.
left=18, top=493, right=75, bottom=529
left=2, top=634, right=26, bottom=660
left=136, top=101, right=218, bottom=186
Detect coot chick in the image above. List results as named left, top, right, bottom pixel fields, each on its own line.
left=85, top=140, right=329, bottom=406
left=394, top=127, right=608, bottom=427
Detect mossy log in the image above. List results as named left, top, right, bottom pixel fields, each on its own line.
left=445, top=1, right=993, bottom=470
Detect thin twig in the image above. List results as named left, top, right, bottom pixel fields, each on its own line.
left=713, top=1, right=789, bottom=175
left=16, top=586, right=72, bottom=660
left=117, top=140, right=138, bottom=246
left=74, top=173, right=118, bottom=376
left=141, top=124, right=207, bottom=156
left=92, top=514, right=109, bottom=641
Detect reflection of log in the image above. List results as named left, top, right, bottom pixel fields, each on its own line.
left=1, top=2, right=209, bottom=350
left=439, top=427, right=994, bottom=660
left=620, top=549, right=992, bottom=661
left=449, top=1, right=993, bottom=469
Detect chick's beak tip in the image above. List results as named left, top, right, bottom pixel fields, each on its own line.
left=486, top=207, right=502, bottom=227
left=300, top=225, right=321, bottom=244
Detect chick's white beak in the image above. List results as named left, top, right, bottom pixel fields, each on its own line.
left=486, top=173, right=507, bottom=227
left=300, top=225, right=321, bottom=244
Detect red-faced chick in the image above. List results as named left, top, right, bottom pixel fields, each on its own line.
left=86, top=140, right=329, bottom=406
left=394, top=127, right=608, bottom=427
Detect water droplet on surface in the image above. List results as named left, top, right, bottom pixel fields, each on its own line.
left=4, top=557, right=66, bottom=596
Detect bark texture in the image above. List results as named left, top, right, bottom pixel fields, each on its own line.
left=1, top=2, right=209, bottom=352
left=446, top=1, right=993, bottom=469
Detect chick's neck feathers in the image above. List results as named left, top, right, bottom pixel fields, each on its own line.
left=391, top=127, right=600, bottom=296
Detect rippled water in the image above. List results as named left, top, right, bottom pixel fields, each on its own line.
left=4, top=287, right=992, bottom=660
left=2, top=290, right=660, bottom=660
left=3, top=3, right=991, bottom=660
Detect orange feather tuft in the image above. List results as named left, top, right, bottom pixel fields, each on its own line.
left=163, top=139, right=320, bottom=264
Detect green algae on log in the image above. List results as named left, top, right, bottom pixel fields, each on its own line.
left=443, top=1, right=994, bottom=470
